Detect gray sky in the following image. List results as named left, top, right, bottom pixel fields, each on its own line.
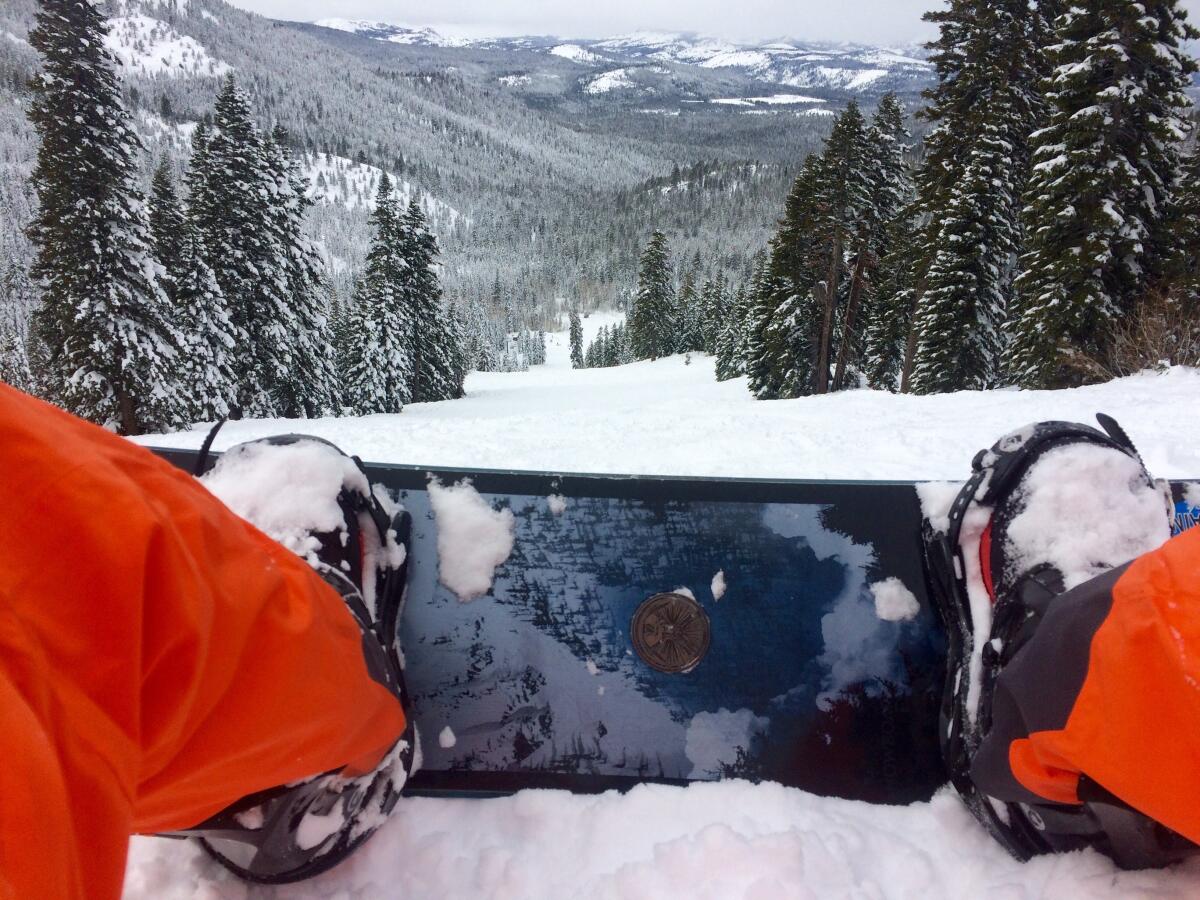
left=221, top=1, right=946, bottom=46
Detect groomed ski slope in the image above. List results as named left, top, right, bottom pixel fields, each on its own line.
left=127, top=314, right=1200, bottom=899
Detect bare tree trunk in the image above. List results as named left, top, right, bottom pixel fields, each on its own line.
left=833, top=247, right=870, bottom=390
left=815, top=233, right=842, bottom=394
left=117, top=389, right=137, bottom=436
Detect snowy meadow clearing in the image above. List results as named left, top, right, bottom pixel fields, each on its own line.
left=127, top=315, right=1200, bottom=899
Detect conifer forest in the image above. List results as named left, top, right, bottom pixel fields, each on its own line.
left=1, top=0, right=1199, bottom=432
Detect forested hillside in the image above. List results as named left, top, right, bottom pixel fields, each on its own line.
left=0, top=0, right=866, bottom=347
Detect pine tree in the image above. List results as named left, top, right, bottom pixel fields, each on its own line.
left=628, top=231, right=676, bottom=359
left=1007, top=0, right=1198, bottom=388
left=404, top=201, right=461, bottom=402
left=676, top=265, right=705, bottom=352
left=173, top=227, right=241, bottom=420
left=569, top=310, right=584, bottom=368
left=860, top=95, right=915, bottom=390
left=909, top=0, right=1045, bottom=394
left=0, top=312, right=32, bottom=391
left=1163, top=147, right=1200, bottom=308
left=342, top=175, right=412, bottom=414
left=191, top=76, right=280, bottom=414
left=714, top=285, right=748, bottom=382
left=263, top=128, right=339, bottom=416
left=149, top=159, right=186, bottom=299
left=27, top=0, right=187, bottom=434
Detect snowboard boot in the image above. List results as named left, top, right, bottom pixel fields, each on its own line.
left=923, top=415, right=1191, bottom=868
left=173, top=434, right=417, bottom=883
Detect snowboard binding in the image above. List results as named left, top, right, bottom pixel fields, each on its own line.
left=174, top=434, right=417, bottom=883
left=924, top=415, right=1194, bottom=869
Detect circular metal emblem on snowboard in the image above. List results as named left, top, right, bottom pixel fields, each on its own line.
left=631, top=592, right=711, bottom=674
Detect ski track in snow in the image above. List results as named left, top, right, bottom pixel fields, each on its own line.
left=128, top=315, right=1200, bottom=898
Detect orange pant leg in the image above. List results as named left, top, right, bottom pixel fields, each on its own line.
left=0, top=384, right=406, bottom=900
left=1009, top=525, right=1200, bottom=843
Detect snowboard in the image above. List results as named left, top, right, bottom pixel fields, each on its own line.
left=151, top=447, right=1198, bottom=806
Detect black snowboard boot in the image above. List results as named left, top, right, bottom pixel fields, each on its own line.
left=173, top=434, right=416, bottom=883
left=923, top=415, right=1189, bottom=868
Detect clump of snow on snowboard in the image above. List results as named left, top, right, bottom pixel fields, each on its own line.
left=547, top=494, right=568, bottom=515
left=438, top=726, right=457, bottom=749
left=427, top=477, right=516, bottom=602
left=711, top=569, right=727, bottom=601
left=870, top=577, right=920, bottom=622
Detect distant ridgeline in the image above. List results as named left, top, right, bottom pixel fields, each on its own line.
left=620, top=1, right=1200, bottom=397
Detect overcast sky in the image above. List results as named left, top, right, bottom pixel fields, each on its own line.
left=221, top=1, right=947, bottom=46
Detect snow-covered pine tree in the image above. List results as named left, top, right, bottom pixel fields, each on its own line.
left=714, top=284, right=747, bottom=382
left=569, top=310, right=584, bottom=368
left=262, top=128, right=338, bottom=416
left=190, top=76, right=279, bottom=414
left=1162, top=147, right=1200, bottom=309
left=699, top=272, right=726, bottom=354
left=0, top=310, right=32, bottom=392
left=628, top=231, right=676, bottom=360
left=909, top=0, right=1044, bottom=394
left=745, top=252, right=792, bottom=399
left=173, top=226, right=241, bottom=420
left=27, top=0, right=187, bottom=434
left=675, top=265, right=705, bottom=353
left=149, top=159, right=186, bottom=301
left=341, top=175, right=412, bottom=414
left=860, top=95, right=916, bottom=391
left=403, top=200, right=461, bottom=402
left=751, top=155, right=825, bottom=398
left=811, top=102, right=874, bottom=393
left=1006, top=0, right=1198, bottom=388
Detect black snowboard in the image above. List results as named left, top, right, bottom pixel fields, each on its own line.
left=151, top=448, right=1198, bottom=806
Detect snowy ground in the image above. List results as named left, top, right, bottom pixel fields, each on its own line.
left=127, top=314, right=1200, bottom=898
left=140, top=311, right=1200, bottom=482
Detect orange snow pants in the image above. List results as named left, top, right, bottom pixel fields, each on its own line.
left=0, top=384, right=407, bottom=900
left=973, top=524, right=1200, bottom=847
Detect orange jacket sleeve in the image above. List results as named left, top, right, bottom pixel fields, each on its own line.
left=1008, top=525, right=1200, bottom=844
left=0, top=384, right=406, bottom=900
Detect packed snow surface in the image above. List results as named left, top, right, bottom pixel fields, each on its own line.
left=426, top=477, right=516, bottom=602
left=131, top=317, right=1200, bottom=898
left=870, top=577, right=921, bottom=622
left=139, top=317, right=1200, bottom=483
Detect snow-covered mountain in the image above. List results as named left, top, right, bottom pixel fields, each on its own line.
left=313, top=21, right=934, bottom=97
left=313, top=18, right=472, bottom=48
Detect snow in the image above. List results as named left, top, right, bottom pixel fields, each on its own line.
left=138, top=330, right=1200, bottom=484
left=437, top=726, right=457, bottom=749
left=128, top=323, right=1200, bottom=899
left=870, top=577, right=921, bottom=622
left=546, top=493, right=568, bottom=515
left=123, top=782, right=1200, bottom=898
left=711, top=94, right=826, bottom=107
left=701, top=50, right=774, bottom=69
left=550, top=43, right=603, bottom=64
left=1003, top=443, right=1171, bottom=590
left=303, top=152, right=465, bottom=232
left=426, top=477, right=516, bottom=602
left=200, top=438, right=369, bottom=566
left=3, top=30, right=27, bottom=47
left=497, top=74, right=531, bottom=87
left=584, top=68, right=637, bottom=95
left=710, top=569, right=727, bottom=601
left=103, top=15, right=230, bottom=79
